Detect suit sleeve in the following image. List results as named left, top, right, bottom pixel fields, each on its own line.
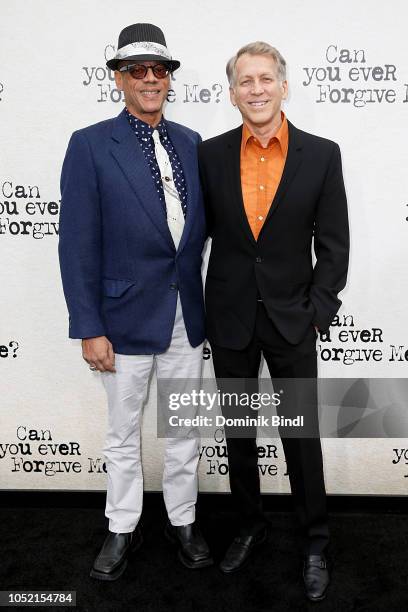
left=197, top=144, right=213, bottom=239
left=58, top=131, right=106, bottom=339
left=310, top=143, right=349, bottom=331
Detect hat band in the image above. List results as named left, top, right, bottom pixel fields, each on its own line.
left=114, top=41, right=172, bottom=62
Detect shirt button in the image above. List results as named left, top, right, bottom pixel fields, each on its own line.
left=258, top=215, right=264, bottom=221
left=259, top=185, right=264, bottom=191
left=170, top=283, right=178, bottom=290
left=260, top=156, right=265, bottom=162
left=255, top=257, right=262, bottom=263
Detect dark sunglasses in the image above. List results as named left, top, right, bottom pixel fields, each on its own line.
left=118, top=63, right=171, bottom=80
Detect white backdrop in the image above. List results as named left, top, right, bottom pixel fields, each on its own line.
left=1, top=0, right=408, bottom=493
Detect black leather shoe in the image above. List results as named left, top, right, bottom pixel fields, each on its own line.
left=303, top=555, right=330, bottom=601
left=219, top=528, right=267, bottom=573
left=165, top=522, right=213, bottom=569
left=90, top=526, right=143, bottom=581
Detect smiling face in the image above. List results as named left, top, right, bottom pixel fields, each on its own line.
left=114, top=61, right=170, bottom=126
left=230, top=53, right=288, bottom=133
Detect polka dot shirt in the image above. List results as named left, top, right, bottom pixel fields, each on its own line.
left=125, top=108, right=188, bottom=218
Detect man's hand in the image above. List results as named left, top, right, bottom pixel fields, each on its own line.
left=82, top=336, right=116, bottom=372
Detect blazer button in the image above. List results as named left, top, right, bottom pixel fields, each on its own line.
left=170, top=282, right=178, bottom=290
left=255, top=257, right=262, bottom=263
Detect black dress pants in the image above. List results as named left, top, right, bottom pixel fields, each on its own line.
left=211, top=302, right=329, bottom=554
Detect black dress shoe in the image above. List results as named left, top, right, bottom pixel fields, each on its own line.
left=165, top=522, right=213, bottom=569
left=303, top=555, right=330, bottom=601
left=219, top=528, right=267, bottom=573
left=90, top=526, right=142, bottom=581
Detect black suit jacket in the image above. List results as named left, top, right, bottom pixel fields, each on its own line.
left=198, top=121, right=349, bottom=348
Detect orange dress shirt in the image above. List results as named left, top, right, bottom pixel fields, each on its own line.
left=240, top=113, right=289, bottom=240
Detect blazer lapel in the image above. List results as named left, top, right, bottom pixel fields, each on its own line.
left=225, top=126, right=257, bottom=246
left=165, top=121, right=197, bottom=254
left=110, top=110, right=174, bottom=249
left=261, top=121, right=303, bottom=229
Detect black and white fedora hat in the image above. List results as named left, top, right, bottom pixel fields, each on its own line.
left=106, top=23, right=180, bottom=72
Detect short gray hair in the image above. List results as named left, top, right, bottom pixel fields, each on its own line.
left=226, top=41, right=287, bottom=87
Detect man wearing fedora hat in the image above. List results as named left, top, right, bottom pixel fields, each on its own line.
left=59, top=23, right=212, bottom=581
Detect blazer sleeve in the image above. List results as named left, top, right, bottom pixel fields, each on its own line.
left=310, top=143, right=350, bottom=331
left=197, top=144, right=213, bottom=239
left=58, top=130, right=107, bottom=339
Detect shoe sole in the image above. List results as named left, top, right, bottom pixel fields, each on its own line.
left=306, top=591, right=327, bottom=603
left=219, top=558, right=249, bottom=574
left=90, top=560, right=128, bottom=582
left=219, top=529, right=267, bottom=574
left=178, top=549, right=214, bottom=569
left=89, top=532, right=143, bottom=581
left=304, top=582, right=328, bottom=602
left=165, top=528, right=214, bottom=569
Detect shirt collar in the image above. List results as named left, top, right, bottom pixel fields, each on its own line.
left=125, top=108, right=168, bottom=140
left=242, top=111, right=288, bottom=154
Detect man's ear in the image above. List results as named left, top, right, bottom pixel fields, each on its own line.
left=281, top=80, right=288, bottom=100
left=114, top=70, right=124, bottom=91
left=229, top=87, right=237, bottom=107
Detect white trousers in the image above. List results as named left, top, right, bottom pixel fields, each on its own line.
left=101, top=297, right=203, bottom=533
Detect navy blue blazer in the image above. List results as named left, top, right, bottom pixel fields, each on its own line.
left=58, top=109, right=206, bottom=354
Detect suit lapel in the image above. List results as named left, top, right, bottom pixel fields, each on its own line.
left=260, top=120, right=303, bottom=230
left=165, top=121, right=197, bottom=253
left=225, top=126, right=257, bottom=246
left=110, top=109, right=174, bottom=249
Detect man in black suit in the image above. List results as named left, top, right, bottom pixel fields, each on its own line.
left=198, top=42, right=349, bottom=601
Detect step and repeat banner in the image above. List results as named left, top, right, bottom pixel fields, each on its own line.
left=1, top=0, right=408, bottom=494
